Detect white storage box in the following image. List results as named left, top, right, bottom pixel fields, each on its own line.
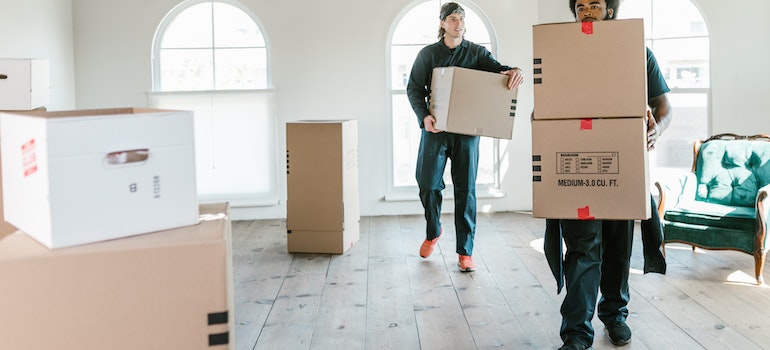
left=0, top=58, right=50, bottom=110
left=0, top=107, right=199, bottom=248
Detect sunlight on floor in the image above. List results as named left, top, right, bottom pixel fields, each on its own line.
left=530, top=238, right=545, bottom=254
left=664, top=245, right=769, bottom=287
left=665, top=243, right=705, bottom=252
left=724, top=270, right=769, bottom=288
left=527, top=238, right=770, bottom=287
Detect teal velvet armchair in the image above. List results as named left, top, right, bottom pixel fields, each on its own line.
left=656, top=133, right=770, bottom=284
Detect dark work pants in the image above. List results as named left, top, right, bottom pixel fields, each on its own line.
left=641, top=195, right=666, bottom=274
left=416, top=130, right=479, bottom=256
left=559, top=219, right=633, bottom=346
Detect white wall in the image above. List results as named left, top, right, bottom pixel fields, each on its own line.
left=0, top=0, right=76, bottom=110
left=70, top=0, right=538, bottom=220
left=8, top=0, right=765, bottom=219
left=695, top=0, right=770, bottom=134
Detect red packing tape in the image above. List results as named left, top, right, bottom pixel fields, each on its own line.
left=580, top=118, right=593, bottom=130
left=582, top=22, right=594, bottom=34
left=577, top=206, right=595, bottom=220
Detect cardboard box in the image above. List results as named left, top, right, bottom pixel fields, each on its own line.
left=429, top=66, right=518, bottom=139
left=286, top=120, right=360, bottom=253
left=532, top=19, right=647, bottom=120
left=0, top=107, right=199, bottom=248
left=0, top=58, right=50, bottom=110
left=0, top=203, right=233, bottom=350
left=531, top=117, right=650, bottom=220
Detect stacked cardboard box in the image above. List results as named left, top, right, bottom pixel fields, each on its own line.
left=0, top=107, right=200, bottom=248
left=429, top=66, right=519, bottom=139
left=0, top=61, right=230, bottom=348
left=286, top=120, right=360, bottom=254
left=531, top=19, right=651, bottom=220
left=0, top=203, right=233, bottom=350
left=0, top=58, right=51, bottom=235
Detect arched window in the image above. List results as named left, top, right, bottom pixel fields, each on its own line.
left=619, top=0, right=710, bottom=178
left=149, top=0, right=277, bottom=207
left=153, top=0, right=268, bottom=91
left=388, top=0, right=502, bottom=197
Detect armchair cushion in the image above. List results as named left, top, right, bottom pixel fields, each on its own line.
left=695, top=140, right=770, bottom=207
left=664, top=201, right=756, bottom=232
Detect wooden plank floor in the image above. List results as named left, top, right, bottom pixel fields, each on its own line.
left=232, top=212, right=770, bottom=350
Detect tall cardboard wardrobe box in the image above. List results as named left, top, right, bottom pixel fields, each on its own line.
left=286, top=120, right=360, bottom=254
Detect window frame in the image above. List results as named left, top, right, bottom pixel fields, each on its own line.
left=151, top=0, right=271, bottom=92
left=619, top=0, right=711, bottom=178
left=149, top=0, right=278, bottom=207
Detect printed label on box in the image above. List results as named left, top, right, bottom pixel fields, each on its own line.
left=556, top=152, right=619, bottom=174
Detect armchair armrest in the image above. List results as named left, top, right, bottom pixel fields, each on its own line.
left=758, top=183, right=769, bottom=242
left=655, top=172, right=696, bottom=213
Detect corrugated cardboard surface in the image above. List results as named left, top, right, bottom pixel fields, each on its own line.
left=287, top=229, right=351, bottom=255
left=286, top=120, right=360, bottom=253
left=532, top=118, right=650, bottom=220
left=0, top=203, right=233, bottom=350
left=0, top=107, right=199, bottom=248
left=533, top=19, right=647, bottom=120
left=429, top=66, right=518, bottom=139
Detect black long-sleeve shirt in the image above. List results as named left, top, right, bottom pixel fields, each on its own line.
left=406, top=39, right=511, bottom=129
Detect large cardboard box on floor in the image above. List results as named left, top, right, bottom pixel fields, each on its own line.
left=429, top=66, right=519, bottom=139
left=0, top=203, right=233, bottom=350
left=286, top=120, right=360, bottom=254
left=0, top=107, right=199, bottom=248
left=531, top=117, right=650, bottom=220
left=0, top=58, right=50, bottom=110
left=532, top=19, right=647, bottom=120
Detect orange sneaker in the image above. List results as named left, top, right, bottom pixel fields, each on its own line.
left=458, top=255, right=476, bottom=272
left=419, top=236, right=440, bottom=258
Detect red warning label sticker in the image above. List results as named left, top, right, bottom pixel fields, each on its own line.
left=21, top=139, right=38, bottom=177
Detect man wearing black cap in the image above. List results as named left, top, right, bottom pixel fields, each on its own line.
left=407, top=2, right=524, bottom=272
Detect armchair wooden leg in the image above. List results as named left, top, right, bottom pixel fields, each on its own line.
left=754, top=252, right=766, bottom=285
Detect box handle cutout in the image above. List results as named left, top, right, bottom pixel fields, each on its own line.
left=105, top=149, right=149, bottom=165
left=0, top=74, right=7, bottom=79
